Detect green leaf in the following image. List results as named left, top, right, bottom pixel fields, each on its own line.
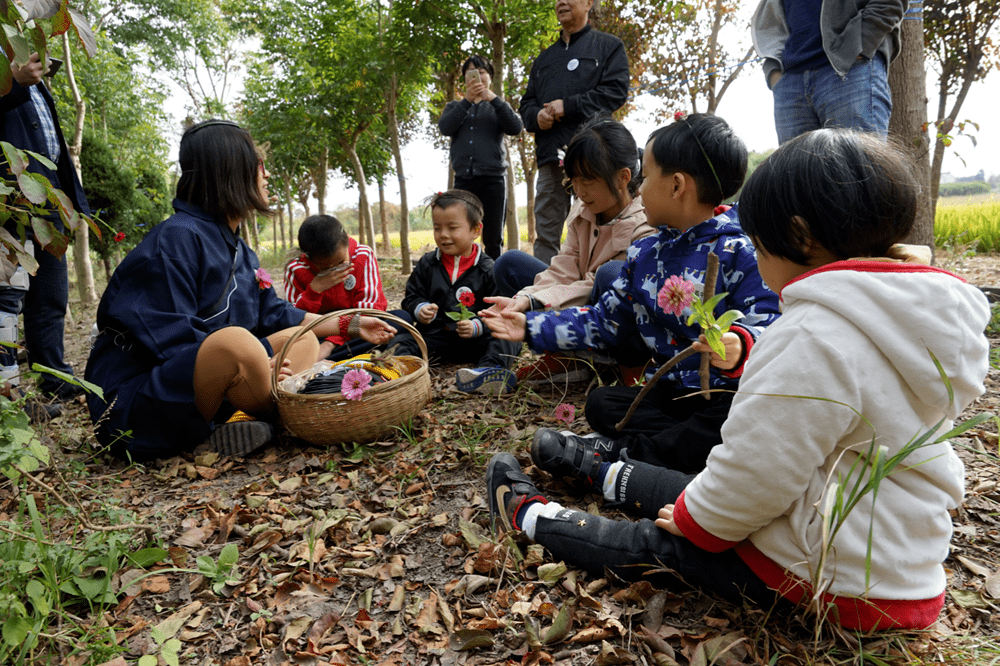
left=17, top=171, right=48, bottom=205
left=2, top=616, right=31, bottom=646
left=702, top=292, right=729, bottom=313
left=218, top=543, right=239, bottom=568
left=444, top=311, right=462, bottom=321
left=129, top=548, right=169, bottom=568
left=196, top=555, right=217, bottom=575
left=22, top=149, right=57, bottom=171
left=715, top=309, right=744, bottom=332
left=74, top=575, right=108, bottom=601
left=705, top=329, right=726, bottom=359
left=138, top=656, right=158, bottom=666
left=25, top=580, right=49, bottom=617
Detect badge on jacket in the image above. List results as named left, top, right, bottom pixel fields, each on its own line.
left=567, top=59, right=579, bottom=71
left=344, top=274, right=357, bottom=291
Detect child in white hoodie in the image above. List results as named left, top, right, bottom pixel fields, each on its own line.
left=486, top=129, right=991, bottom=631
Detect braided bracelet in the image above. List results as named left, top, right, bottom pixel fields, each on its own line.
left=348, top=313, right=362, bottom=339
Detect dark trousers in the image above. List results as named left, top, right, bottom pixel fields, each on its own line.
left=492, top=250, right=624, bottom=304
left=532, top=162, right=571, bottom=264
left=389, top=325, right=520, bottom=369
left=0, top=240, right=76, bottom=395
left=585, top=383, right=734, bottom=473
left=533, top=457, right=775, bottom=605
left=454, top=175, right=506, bottom=260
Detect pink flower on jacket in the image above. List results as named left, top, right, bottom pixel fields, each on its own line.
left=342, top=368, right=372, bottom=400
left=554, top=403, right=576, bottom=424
left=657, top=275, right=696, bottom=318
left=255, top=268, right=273, bottom=290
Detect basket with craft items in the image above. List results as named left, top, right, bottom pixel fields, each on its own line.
left=270, top=309, right=431, bottom=446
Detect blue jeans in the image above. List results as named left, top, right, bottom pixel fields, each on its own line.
left=0, top=241, right=77, bottom=396
left=493, top=250, right=623, bottom=304
left=772, top=55, right=891, bottom=144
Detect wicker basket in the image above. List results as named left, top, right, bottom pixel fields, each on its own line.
left=270, top=309, right=431, bottom=445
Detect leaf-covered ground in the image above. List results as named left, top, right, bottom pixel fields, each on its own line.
left=18, top=253, right=1000, bottom=665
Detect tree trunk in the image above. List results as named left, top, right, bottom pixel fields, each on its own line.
left=313, top=147, right=328, bottom=216
left=517, top=135, right=537, bottom=244
left=888, top=10, right=934, bottom=253
left=378, top=179, right=390, bottom=253
left=62, top=34, right=98, bottom=304
left=357, top=190, right=366, bottom=245
left=505, top=157, right=518, bottom=250
left=249, top=213, right=260, bottom=251
left=284, top=177, right=295, bottom=249
left=387, top=74, right=412, bottom=274
left=343, top=137, right=376, bottom=248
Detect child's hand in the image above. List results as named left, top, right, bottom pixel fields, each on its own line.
left=269, top=356, right=293, bottom=382
left=309, top=265, right=351, bottom=293
left=655, top=504, right=686, bottom=538
left=482, top=297, right=527, bottom=342
left=691, top=331, right=743, bottom=371
left=456, top=319, right=476, bottom=339
left=417, top=303, right=438, bottom=324
left=359, top=317, right=396, bottom=344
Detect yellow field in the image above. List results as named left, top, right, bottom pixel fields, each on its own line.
left=935, top=195, right=1000, bottom=253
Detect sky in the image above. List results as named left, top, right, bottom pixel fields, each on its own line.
left=160, top=36, right=997, bottom=214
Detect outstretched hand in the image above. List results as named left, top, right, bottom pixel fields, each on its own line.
left=359, top=317, right=396, bottom=345
left=481, top=297, right=527, bottom=342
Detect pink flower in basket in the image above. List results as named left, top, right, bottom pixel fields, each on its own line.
left=657, top=275, right=697, bottom=318
left=554, top=403, right=576, bottom=425
left=342, top=368, right=372, bottom=400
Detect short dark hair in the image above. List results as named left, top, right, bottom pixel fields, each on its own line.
left=739, top=129, right=918, bottom=264
left=461, top=55, right=494, bottom=78
left=298, top=214, right=349, bottom=257
left=429, top=189, right=484, bottom=228
left=646, top=113, right=747, bottom=205
left=564, top=115, right=642, bottom=206
left=177, top=119, right=271, bottom=223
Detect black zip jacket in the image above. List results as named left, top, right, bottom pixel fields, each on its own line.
left=401, top=248, right=499, bottom=337
left=439, top=97, right=523, bottom=178
left=519, top=24, right=629, bottom=166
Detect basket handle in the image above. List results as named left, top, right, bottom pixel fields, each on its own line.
left=270, top=308, right=429, bottom=396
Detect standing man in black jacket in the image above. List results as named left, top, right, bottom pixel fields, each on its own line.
left=519, top=0, right=629, bottom=265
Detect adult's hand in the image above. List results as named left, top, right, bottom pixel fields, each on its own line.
left=545, top=99, right=565, bottom=120
left=464, top=81, right=483, bottom=103
left=537, top=107, right=555, bottom=131
left=11, top=52, right=45, bottom=87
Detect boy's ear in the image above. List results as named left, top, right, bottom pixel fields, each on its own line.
left=791, top=215, right=817, bottom=255
left=472, top=223, right=483, bottom=239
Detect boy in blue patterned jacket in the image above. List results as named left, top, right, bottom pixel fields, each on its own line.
left=484, top=114, right=781, bottom=477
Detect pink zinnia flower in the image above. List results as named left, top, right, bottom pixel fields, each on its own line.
left=673, top=110, right=686, bottom=122
left=342, top=368, right=372, bottom=400
left=459, top=291, right=475, bottom=308
left=554, top=403, right=576, bottom=425
left=657, top=275, right=697, bottom=318
left=255, top=267, right=273, bottom=290
left=113, top=231, right=126, bottom=243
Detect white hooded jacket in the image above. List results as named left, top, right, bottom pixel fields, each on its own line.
left=673, top=258, right=990, bottom=630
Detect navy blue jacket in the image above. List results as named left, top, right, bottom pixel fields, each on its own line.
left=526, top=208, right=782, bottom=389
left=1, top=78, right=91, bottom=234
left=85, top=199, right=305, bottom=458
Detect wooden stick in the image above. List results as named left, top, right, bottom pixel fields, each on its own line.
left=615, top=346, right=697, bottom=431
left=699, top=252, right=720, bottom=401
left=615, top=252, right=721, bottom=430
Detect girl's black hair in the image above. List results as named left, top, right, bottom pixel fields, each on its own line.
left=461, top=55, right=494, bottom=78
left=298, top=214, right=349, bottom=257
left=739, top=129, right=918, bottom=265
left=564, top=115, right=642, bottom=206
left=177, top=119, right=271, bottom=224
left=429, top=189, right=484, bottom=228
left=646, top=113, right=747, bottom=205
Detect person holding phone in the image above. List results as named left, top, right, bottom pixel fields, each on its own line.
left=438, top=55, right=523, bottom=260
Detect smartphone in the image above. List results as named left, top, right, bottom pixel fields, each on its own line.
left=466, top=68, right=482, bottom=85
left=46, top=58, right=62, bottom=77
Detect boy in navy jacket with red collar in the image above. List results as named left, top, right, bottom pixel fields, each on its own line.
left=390, top=190, right=520, bottom=394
